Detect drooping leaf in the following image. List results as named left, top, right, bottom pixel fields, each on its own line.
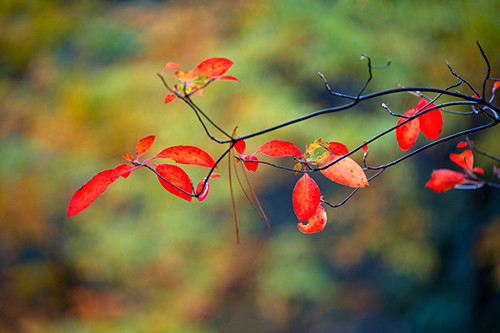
left=68, top=164, right=134, bottom=218
left=450, top=149, right=474, bottom=171
left=292, top=174, right=321, bottom=221
left=256, top=140, right=302, bottom=157
left=319, top=155, right=369, bottom=187
left=298, top=205, right=327, bottom=234
left=155, top=164, right=193, bottom=202
left=136, top=135, right=155, bottom=158
left=234, top=139, right=246, bottom=154
left=416, top=98, right=442, bottom=140
left=241, top=154, right=259, bottom=172
left=154, top=145, right=216, bottom=168
left=192, top=57, right=234, bottom=79
left=425, top=169, right=467, bottom=192
left=395, top=107, right=419, bottom=151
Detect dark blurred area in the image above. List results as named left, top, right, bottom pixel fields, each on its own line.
left=0, top=0, right=499, bottom=332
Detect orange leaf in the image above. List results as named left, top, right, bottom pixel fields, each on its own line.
left=292, top=174, right=321, bottom=221
left=68, top=164, right=135, bottom=218
left=154, top=145, right=216, bottom=168
left=136, top=135, right=155, bottom=158
left=449, top=149, right=474, bottom=171
left=298, top=205, right=327, bottom=234
left=425, top=169, right=467, bottom=192
left=320, top=155, right=369, bottom=188
left=395, top=107, right=419, bottom=151
left=155, top=164, right=193, bottom=202
left=416, top=98, right=442, bottom=140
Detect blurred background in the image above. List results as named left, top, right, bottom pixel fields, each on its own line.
left=1, top=0, right=499, bottom=332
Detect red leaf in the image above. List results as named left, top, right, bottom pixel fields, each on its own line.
left=164, top=94, right=177, bottom=103
left=192, top=57, right=234, bottom=79
left=450, top=149, right=474, bottom=171
left=396, top=107, right=419, bottom=151
left=473, top=167, right=485, bottom=175
left=493, top=81, right=500, bottom=91
left=155, top=164, right=193, bottom=202
left=136, top=135, right=155, bottom=158
left=256, top=140, right=302, bottom=157
left=298, top=205, right=327, bottom=234
left=241, top=154, right=259, bottom=172
left=425, top=169, right=467, bottom=192
left=416, top=98, right=442, bottom=140
left=218, top=75, right=239, bottom=81
left=234, top=139, right=246, bottom=154
left=195, top=173, right=221, bottom=202
left=164, top=62, right=180, bottom=71
left=320, top=155, right=369, bottom=188
left=361, top=141, right=368, bottom=153
left=326, top=142, right=349, bottom=155
left=456, top=141, right=468, bottom=149
left=68, top=164, right=134, bottom=218
left=154, top=145, right=216, bottom=168
left=292, top=174, right=321, bottom=222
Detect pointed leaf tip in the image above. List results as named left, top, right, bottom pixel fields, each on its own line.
left=136, top=135, right=156, bottom=158
left=68, top=164, right=134, bottom=218
left=155, top=164, right=193, bottom=202
left=396, top=108, right=419, bottom=151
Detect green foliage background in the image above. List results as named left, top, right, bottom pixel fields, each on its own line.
left=1, top=0, right=499, bottom=332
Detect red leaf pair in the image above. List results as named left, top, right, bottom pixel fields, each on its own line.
left=234, top=139, right=260, bottom=172
left=68, top=136, right=219, bottom=218
left=425, top=142, right=484, bottom=192
left=162, top=57, right=238, bottom=103
left=396, top=98, right=443, bottom=151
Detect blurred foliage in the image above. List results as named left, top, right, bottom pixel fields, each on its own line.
left=0, top=0, right=499, bottom=332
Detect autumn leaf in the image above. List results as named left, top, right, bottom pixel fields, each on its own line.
left=298, top=205, right=327, bottom=234
left=136, top=135, right=155, bottom=158
left=195, top=173, right=221, bottom=202
left=319, top=154, right=369, bottom=188
left=256, top=140, right=302, bottom=157
left=425, top=169, right=467, bottom=192
left=155, top=164, right=193, bottom=202
left=153, top=145, right=216, bottom=168
left=292, top=174, right=321, bottom=221
left=191, top=57, right=235, bottom=79
left=395, top=107, right=419, bottom=151
left=416, top=98, right=442, bottom=140
left=449, top=149, right=474, bottom=171
left=68, top=164, right=135, bottom=218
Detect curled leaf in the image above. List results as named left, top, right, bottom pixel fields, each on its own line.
left=256, top=140, right=302, bottom=157
left=195, top=173, right=221, bottom=202
left=154, top=145, right=216, bottom=168
left=292, top=174, right=321, bottom=222
left=68, top=164, right=134, bottom=218
left=155, top=164, right=193, bottom=202
left=298, top=205, right=327, bottom=234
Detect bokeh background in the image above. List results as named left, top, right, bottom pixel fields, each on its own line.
left=1, top=0, right=499, bottom=332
